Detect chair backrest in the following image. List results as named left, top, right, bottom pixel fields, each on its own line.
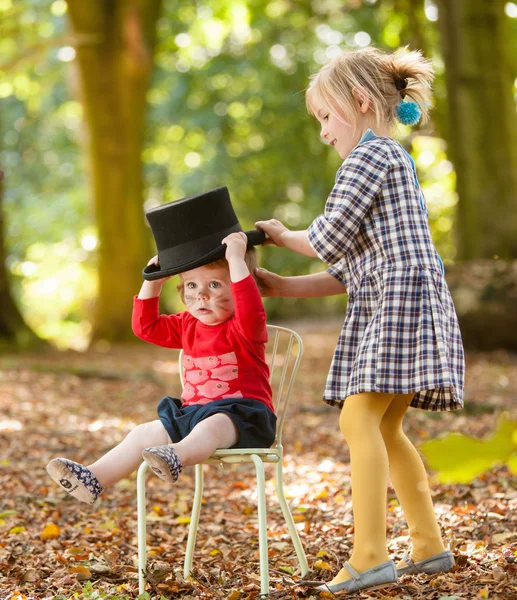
left=178, top=324, right=303, bottom=446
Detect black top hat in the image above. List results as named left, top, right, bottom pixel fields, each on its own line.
left=142, top=186, right=265, bottom=281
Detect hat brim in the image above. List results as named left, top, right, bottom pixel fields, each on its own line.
left=142, top=228, right=266, bottom=281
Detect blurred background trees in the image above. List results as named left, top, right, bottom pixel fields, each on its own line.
left=1, top=0, right=516, bottom=351
left=66, top=0, right=161, bottom=341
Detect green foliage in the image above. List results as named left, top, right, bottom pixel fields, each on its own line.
left=420, top=413, right=517, bottom=484
left=1, top=0, right=88, bottom=347
left=6, top=0, right=515, bottom=347
left=411, top=134, right=458, bottom=263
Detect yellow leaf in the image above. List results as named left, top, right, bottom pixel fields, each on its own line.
left=243, top=506, right=254, bottom=515
left=210, top=549, right=222, bottom=556
left=97, top=520, right=118, bottom=531
left=226, top=590, right=241, bottom=600
left=41, top=523, right=60, bottom=540
left=278, top=565, right=295, bottom=574
left=152, top=505, right=165, bottom=516
left=9, top=526, right=26, bottom=535
left=313, top=560, right=333, bottom=571
left=315, top=490, right=328, bottom=499
left=67, top=547, right=87, bottom=555
left=478, top=587, right=489, bottom=599
left=69, top=566, right=91, bottom=581
left=176, top=516, right=191, bottom=524
left=420, top=414, right=517, bottom=484
left=316, top=550, right=331, bottom=558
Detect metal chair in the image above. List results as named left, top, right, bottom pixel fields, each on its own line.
left=137, top=324, right=309, bottom=595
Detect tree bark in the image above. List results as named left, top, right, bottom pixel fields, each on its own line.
left=435, top=0, right=517, bottom=260
left=67, top=0, right=162, bottom=341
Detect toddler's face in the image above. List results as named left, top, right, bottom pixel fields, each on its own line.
left=181, top=265, right=234, bottom=326
left=311, top=96, right=363, bottom=160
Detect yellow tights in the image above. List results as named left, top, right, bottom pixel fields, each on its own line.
left=329, top=392, right=447, bottom=586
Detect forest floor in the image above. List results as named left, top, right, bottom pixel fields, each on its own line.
left=1, top=317, right=517, bottom=600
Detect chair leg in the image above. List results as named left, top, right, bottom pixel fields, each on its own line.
left=137, top=461, right=149, bottom=595
left=251, top=454, right=269, bottom=596
left=184, top=463, right=204, bottom=579
left=275, top=458, right=309, bottom=575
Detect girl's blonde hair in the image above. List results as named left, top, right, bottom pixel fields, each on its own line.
left=177, top=248, right=258, bottom=303
left=306, top=46, right=434, bottom=130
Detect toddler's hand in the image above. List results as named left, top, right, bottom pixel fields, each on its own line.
left=254, top=267, right=285, bottom=297
left=255, top=219, right=289, bottom=247
left=146, top=255, right=172, bottom=283
left=222, top=231, right=247, bottom=262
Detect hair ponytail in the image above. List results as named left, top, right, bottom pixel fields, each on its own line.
left=306, top=46, right=435, bottom=130
left=389, top=48, right=434, bottom=124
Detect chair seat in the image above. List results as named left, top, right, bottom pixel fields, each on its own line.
left=203, top=447, right=282, bottom=464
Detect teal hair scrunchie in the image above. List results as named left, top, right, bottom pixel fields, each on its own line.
left=396, top=100, right=422, bottom=126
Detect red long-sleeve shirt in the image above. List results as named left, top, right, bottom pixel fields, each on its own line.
left=132, top=275, right=273, bottom=411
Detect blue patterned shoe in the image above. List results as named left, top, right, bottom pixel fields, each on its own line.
left=46, top=458, right=104, bottom=504
left=397, top=550, right=455, bottom=576
left=316, top=560, right=397, bottom=594
left=142, top=445, right=183, bottom=483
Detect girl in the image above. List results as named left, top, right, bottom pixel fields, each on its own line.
left=255, top=47, right=464, bottom=593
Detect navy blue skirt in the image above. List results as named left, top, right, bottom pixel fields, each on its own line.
left=157, top=397, right=277, bottom=449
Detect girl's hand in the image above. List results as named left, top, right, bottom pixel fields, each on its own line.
left=255, top=219, right=289, bottom=247
left=254, top=267, right=285, bottom=297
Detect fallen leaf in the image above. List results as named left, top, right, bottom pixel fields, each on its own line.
left=176, top=515, right=191, bottom=524
left=40, top=523, right=60, bottom=540
left=313, top=560, right=333, bottom=571
left=8, top=526, right=26, bottom=535
left=69, top=566, right=92, bottom=581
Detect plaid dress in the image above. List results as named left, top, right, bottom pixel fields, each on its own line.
left=307, top=130, right=464, bottom=411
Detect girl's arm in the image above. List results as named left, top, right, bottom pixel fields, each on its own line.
left=255, top=268, right=346, bottom=298
left=255, top=219, right=316, bottom=257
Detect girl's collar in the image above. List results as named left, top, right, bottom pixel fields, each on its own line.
left=358, top=128, right=378, bottom=144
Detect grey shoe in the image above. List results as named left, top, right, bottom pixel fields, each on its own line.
left=142, top=445, right=183, bottom=483
left=316, top=560, right=397, bottom=594
left=397, top=550, right=455, bottom=576
left=46, top=458, right=104, bottom=504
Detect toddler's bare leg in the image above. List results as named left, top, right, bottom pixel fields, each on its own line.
left=172, top=413, right=238, bottom=466
left=88, top=419, right=169, bottom=487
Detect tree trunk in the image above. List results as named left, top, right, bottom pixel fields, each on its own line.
left=0, top=170, right=46, bottom=352
left=435, top=0, right=517, bottom=260
left=67, top=0, right=162, bottom=342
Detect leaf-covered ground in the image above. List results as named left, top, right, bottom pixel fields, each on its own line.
left=1, top=317, right=517, bottom=600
